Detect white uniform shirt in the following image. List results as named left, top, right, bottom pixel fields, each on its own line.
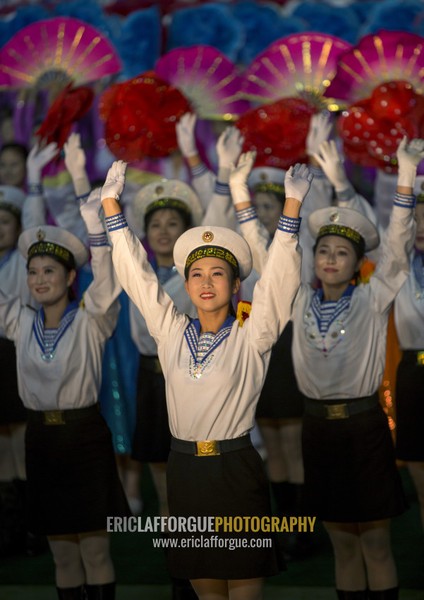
left=0, top=245, right=120, bottom=411
left=394, top=258, right=424, bottom=350
left=291, top=204, right=414, bottom=399
left=108, top=219, right=301, bottom=441
left=0, top=249, right=33, bottom=338
left=130, top=271, right=196, bottom=356
left=237, top=201, right=414, bottom=400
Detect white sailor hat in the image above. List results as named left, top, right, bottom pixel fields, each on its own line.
left=173, top=225, right=253, bottom=281
left=414, top=175, right=424, bottom=203
left=0, top=185, right=25, bottom=217
left=18, top=225, right=89, bottom=269
left=308, top=207, right=380, bottom=252
left=133, top=179, right=204, bottom=236
left=248, top=167, right=286, bottom=195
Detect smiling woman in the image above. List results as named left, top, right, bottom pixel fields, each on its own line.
left=100, top=156, right=311, bottom=600
left=0, top=196, right=131, bottom=600
left=234, top=137, right=424, bottom=600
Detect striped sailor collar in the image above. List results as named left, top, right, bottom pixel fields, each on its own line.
left=184, top=315, right=235, bottom=364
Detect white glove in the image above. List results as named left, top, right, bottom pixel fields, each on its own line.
left=312, top=140, right=350, bottom=192
left=63, top=132, right=90, bottom=197
left=396, top=136, right=424, bottom=188
left=229, top=151, right=256, bottom=208
left=101, top=160, right=127, bottom=202
left=284, top=163, right=314, bottom=204
left=175, top=112, right=198, bottom=158
left=27, top=141, right=59, bottom=185
left=216, top=126, right=244, bottom=169
left=80, top=188, right=104, bottom=235
left=306, top=112, right=333, bottom=156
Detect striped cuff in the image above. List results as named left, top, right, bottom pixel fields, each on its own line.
left=394, top=192, right=416, bottom=209
left=77, top=192, right=90, bottom=203
left=190, top=162, right=208, bottom=179
left=214, top=180, right=230, bottom=196
left=277, top=215, right=301, bottom=234
left=88, top=232, right=109, bottom=247
left=236, top=206, right=257, bottom=224
left=28, top=183, right=43, bottom=195
left=105, top=212, right=127, bottom=231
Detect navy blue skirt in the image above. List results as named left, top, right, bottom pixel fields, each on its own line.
left=26, top=405, right=131, bottom=535
left=395, top=351, right=424, bottom=461
left=166, top=443, right=285, bottom=580
left=302, top=399, right=406, bottom=522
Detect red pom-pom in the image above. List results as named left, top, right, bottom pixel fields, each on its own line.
left=36, top=83, right=94, bottom=149
left=338, top=80, right=423, bottom=173
left=99, top=71, right=191, bottom=161
left=236, top=98, right=315, bottom=169
left=370, top=81, right=416, bottom=120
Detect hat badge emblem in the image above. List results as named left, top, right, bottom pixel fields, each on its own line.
left=329, top=211, right=339, bottom=223
left=36, top=228, right=46, bottom=241
left=155, top=185, right=164, bottom=196
left=202, top=231, right=214, bottom=243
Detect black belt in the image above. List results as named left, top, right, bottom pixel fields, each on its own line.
left=304, top=394, right=379, bottom=420
left=171, top=434, right=252, bottom=457
left=402, top=350, right=424, bottom=365
left=27, top=404, right=99, bottom=426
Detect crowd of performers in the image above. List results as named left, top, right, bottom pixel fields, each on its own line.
left=1, top=73, right=424, bottom=600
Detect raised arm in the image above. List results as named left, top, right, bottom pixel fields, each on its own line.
left=202, top=126, right=244, bottom=229
left=101, top=161, right=185, bottom=341
left=370, top=136, right=424, bottom=311
left=79, top=187, right=121, bottom=316
left=64, top=132, right=91, bottom=201
left=313, top=139, right=377, bottom=224
left=248, top=163, right=312, bottom=350
left=176, top=112, right=214, bottom=210
left=22, top=140, right=59, bottom=229
left=228, top=151, right=270, bottom=273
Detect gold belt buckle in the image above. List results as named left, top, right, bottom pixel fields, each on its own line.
left=43, top=410, right=65, bottom=425
left=417, top=351, right=424, bottom=366
left=195, top=440, right=220, bottom=456
left=325, top=403, right=349, bottom=420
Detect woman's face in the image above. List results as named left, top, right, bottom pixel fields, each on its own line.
left=415, top=203, right=424, bottom=252
left=314, top=235, right=361, bottom=289
left=27, top=256, right=75, bottom=308
left=146, top=208, right=186, bottom=264
left=253, top=191, right=282, bottom=236
left=0, top=209, right=20, bottom=256
left=185, top=257, right=240, bottom=315
left=0, top=148, right=26, bottom=188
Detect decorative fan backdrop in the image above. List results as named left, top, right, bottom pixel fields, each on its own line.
left=155, top=45, right=250, bottom=120
left=326, top=30, right=424, bottom=104
left=241, top=32, right=352, bottom=110
left=0, top=17, right=121, bottom=89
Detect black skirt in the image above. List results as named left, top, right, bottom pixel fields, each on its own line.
left=255, top=322, right=304, bottom=420
left=166, top=442, right=285, bottom=580
left=302, top=398, right=407, bottom=522
left=131, top=355, right=171, bottom=463
left=25, top=405, right=131, bottom=536
left=395, top=351, right=424, bottom=461
left=0, top=338, right=27, bottom=424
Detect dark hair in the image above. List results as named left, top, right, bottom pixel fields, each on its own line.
left=0, top=142, right=29, bottom=162
left=145, top=206, right=192, bottom=232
